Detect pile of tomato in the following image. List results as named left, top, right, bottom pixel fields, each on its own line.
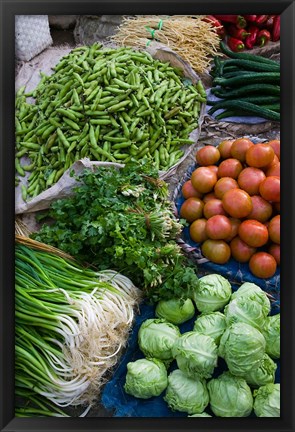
left=179, top=137, right=280, bottom=279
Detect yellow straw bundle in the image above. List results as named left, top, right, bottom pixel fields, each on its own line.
left=110, top=15, right=222, bottom=74
left=15, top=234, right=75, bottom=261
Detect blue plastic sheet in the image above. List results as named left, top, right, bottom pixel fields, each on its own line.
left=101, top=301, right=280, bottom=417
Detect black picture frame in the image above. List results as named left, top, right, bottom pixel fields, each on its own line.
left=1, top=1, right=294, bottom=431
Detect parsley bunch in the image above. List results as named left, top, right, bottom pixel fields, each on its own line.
left=33, top=161, right=199, bottom=302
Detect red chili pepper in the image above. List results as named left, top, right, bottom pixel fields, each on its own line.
left=272, top=15, right=280, bottom=42
left=227, top=37, right=245, bottom=52
left=255, top=15, right=269, bottom=25
left=228, top=25, right=250, bottom=40
left=245, top=25, right=259, bottom=49
left=213, top=15, right=247, bottom=29
left=257, top=29, right=271, bottom=47
left=203, top=15, right=225, bottom=38
left=265, top=15, right=276, bottom=29
left=243, top=15, right=257, bottom=22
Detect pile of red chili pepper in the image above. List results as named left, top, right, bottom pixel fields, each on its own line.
left=205, top=15, right=280, bottom=52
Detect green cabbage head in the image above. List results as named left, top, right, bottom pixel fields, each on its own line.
left=193, top=274, right=232, bottom=313
left=207, top=371, right=253, bottom=417
left=219, top=322, right=266, bottom=376
left=172, top=331, right=218, bottom=379
left=193, top=312, right=226, bottom=345
left=155, top=298, right=195, bottom=325
left=231, top=282, right=271, bottom=317
left=138, top=318, right=180, bottom=362
left=253, top=383, right=280, bottom=417
left=124, top=358, right=168, bottom=399
left=164, top=369, right=209, bottom=414
left=224, top=296, right=267, bottom=330
left=261, top=314, right=280, bottom=359
left=188, top=412, right=212, bottom=417
left=242, top=353, right=277, bottom=388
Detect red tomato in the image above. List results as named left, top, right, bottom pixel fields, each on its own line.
left=222, top=188, right=253, bottom=218
left=245, top=143, right=275, bottom=168
left=203, top=199, right=227, bottom=219
left=189, top=218, right=208, bottom=243
left=230, top=137, right=254, bottom=162
left=268, top=215, right=280, bottom=244
left=214, top=177, right=239, bottom=200
left=182, top=180, right=203, bottom=199
left=263, top=154, right=279, bottom=172
left=238, top=220, right=269, bottom=247
left=206, top=165, right=219, bottom=176
left=259, top=176, right=280, bottom=202
left=191, top=167, right=218, bottom=194
left=266, top=162, right=280, bottom=177
left=237, top=167, right=266, bottom=196
left=180, top=197, right=204, bottom=222
left=249, top=252, right=277, bottom=278
left=224, top=218, right=241, bottom=242
left=230, top=236, right=256, bottom=263
left=267, top=139, right=280, bottom=160
left=201, top=239, right=231, bottom=264
left=218, top=158, right=243, bottom=179
left=196, top=146, right=221, bottom=166
left=268, top=243, right=280, bottom=265
left=203, top=192, right=217, bottom=203
left=217, top=139, right=234, bottom=159
left=247, top=195, right=273, bottom=223
left=205, top=215, right=232, bottom=240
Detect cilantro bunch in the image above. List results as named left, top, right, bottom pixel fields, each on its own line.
left=33, top=161, right=199, bottom=302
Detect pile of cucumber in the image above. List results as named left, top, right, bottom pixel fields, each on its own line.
left=208, top=41, right=280, bottom=122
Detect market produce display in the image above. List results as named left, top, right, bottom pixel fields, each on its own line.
left=208, top=42, right=280, bottom=121
left=14, top=13, right=281, bottom=419
left=15, top=237, right=141, bottom=417
left=32, top=161, right=199, bottom=302
left=15, top=43, right=206, bottom=199
left=119, top=278, right=280, bottom=417
left=179, top=138, right=280, bottom=279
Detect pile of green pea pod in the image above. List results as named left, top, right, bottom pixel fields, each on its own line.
left=15, top=43, right=207, bottom=201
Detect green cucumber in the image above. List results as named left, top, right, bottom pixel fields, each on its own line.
left=221, top=59, right=280, bottom=73
left=207, top=95, right=279, bottom=106
left=214, top=73, right=280, bottom=88
left=208, top=100, right=280, bottom=121
left=220, top=41, right=280, bottom=67
left=215, top=110, right=253, bottom=120
left=211, top=84, right=280, bottom=98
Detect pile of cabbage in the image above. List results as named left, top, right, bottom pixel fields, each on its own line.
left=123, top=275, right=280, bottom=417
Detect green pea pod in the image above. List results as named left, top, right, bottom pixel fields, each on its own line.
left=108, top=100, right=131, bottom=113
left=56, top=108, right=78, bottom=122
left=20, top=185, right=27, bottom=201
left=112, top=142, right=132, bottom=150
left=15, top=158, right=25, bottom=177
left=41, top=125, right=56, bottom=140
left=54, top=168, right=65, bottom=183
left=90, top=147, right=116, bottom=162
left=118, top=116, right=130, bottom=139
left=56, top=128, right=70, bottom=149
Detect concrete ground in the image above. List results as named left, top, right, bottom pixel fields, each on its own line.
left=51, top=28, right=76, bottom=47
